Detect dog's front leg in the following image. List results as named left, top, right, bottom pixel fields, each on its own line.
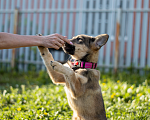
left=38, top=46, right=65, bottom=84
left=50, top=61, right=87, bottom=98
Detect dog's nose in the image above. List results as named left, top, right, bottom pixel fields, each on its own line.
left=63, top=42, right=75, bottom=55
left=64, top=42, right=75, bottom=48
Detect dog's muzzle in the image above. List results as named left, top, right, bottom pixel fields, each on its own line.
left=63, top=42, right=75, bottom=55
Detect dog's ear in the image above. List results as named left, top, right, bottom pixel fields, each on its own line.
left=94, top=34, right=109, bottom=49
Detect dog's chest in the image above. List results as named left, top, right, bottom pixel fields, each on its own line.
left=64, top=85, right=100, bottom=111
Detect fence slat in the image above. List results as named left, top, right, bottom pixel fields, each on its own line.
left=16, top=0, right=20, bottom=8
left=148, top=21, right=150, bottom=67
left=81, top=0, right=86, bottom=34
left=111, top=0, right=117, bottom=66
left=32, top=0, right=38, bottom=35
left=30, top=0, right=38, bottom=71
left=4, top=0, right=9, bottom=33
left=2, top=49, right=7, bottom=69
left=8, top=49, right=12, bottom=69
left=36, top=0, right=44, bottom=71
left=44, top=0, right=50, bottom=35
left=76, top=0, right=83, bottom=35
left=24, top=0, right=32, bottom=71
left=38, top=0, right=44, bottom=34
left=133, top=0, right=142, bottom=67
left=2, top=0, right=9, bottom=69
left=8, top=0, right=15, bottom=69
left=41, top=0, right=50, bottom=70
left=56, top=0, right=62, bottom=34
left=50, top=0, right=56, bottom=34
left=101, top=0, right=107, bottom=34
left=61, top=0, right=68, bottom=36
left=20, top=0, right=26, bottom=35
left=54, top=0, right=62, bottom=62
left=140, top=0, right=149, bottom=68
left=60, top=51, right=65, bottom=62
left=74, top=0, right=79, bottom=36
left=126, top=0, right=134, bottom=67
left=10, top=0, right=15, bottom=33
left=26, top=0, right=32, bottom=35
left=98, top=0, right=107, bottom=65
left=119, top=0, right=127, bottom=67
left=53, top=0, right=61, bottom=61
left=25, top=0, right=32, bottom=69
left=19, top=0, right=26, bottom=71
left=0, top=0, right=4, bottom=32
left=68, top=0, right=74, bottom=39
left=105, top=0, right=113, bottom=70
left=94, top=0, right=100, bottom=36
left=87, top=0, right=93, bottom=35
left=55, top=0, right=66, bottom=62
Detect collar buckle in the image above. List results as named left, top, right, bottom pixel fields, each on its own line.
left=74, top=60, right=81, bottom=67
left=69, top=58, right=97, bottom=69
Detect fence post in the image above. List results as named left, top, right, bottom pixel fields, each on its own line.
left=11, top=7, right=19, bottom=68
left=114, top=7, right=121, bottom=73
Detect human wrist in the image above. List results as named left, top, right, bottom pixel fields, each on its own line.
left=32, top=35, right=45, bottom=47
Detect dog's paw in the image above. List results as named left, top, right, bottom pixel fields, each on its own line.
left=38, top=47, right=54, bottom=61
left=38, top=47, right=48, bottom=55
left=50, top=61, right=62, bottom=71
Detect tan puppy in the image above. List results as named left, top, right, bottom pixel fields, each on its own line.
left=38, top=34, right=109, bottom=120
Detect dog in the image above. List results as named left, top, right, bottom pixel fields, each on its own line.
left=38, top=34, right=109, bottom=120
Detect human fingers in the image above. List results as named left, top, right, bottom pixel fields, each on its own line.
left=56, top=38, right=65, bottom=45
left=54, top=33, right=73, bottom=45
left=51, top=37, right=64, bottom=47
left=54, top=40, right=63, bottom=48
left=52, top=45, right=60, bottom=50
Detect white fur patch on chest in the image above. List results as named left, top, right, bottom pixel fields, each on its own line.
left=63, top=63, right=70, bottom=68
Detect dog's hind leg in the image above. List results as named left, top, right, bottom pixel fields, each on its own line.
left=38, top=46, right=66, bottom=84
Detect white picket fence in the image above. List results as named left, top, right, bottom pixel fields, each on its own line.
left=0, top=0, right=150, bottom=71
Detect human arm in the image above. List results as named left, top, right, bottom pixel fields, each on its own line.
left=0, top=32, right=72, bottom=49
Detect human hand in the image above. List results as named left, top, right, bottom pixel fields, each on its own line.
left=40, top=33, right=73, bottom=49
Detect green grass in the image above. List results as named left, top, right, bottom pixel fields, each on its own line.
left=0, top=70, right=150, bottom=120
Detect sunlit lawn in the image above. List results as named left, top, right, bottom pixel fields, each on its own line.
left=0, top=70, right=150, bottom=119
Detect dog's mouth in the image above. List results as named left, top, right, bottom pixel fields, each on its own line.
left=63, top=42, right=75, bottom=55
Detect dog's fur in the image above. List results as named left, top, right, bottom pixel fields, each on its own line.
left=38, top=34, right=109, bottom=120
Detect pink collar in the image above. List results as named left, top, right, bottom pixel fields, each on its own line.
left=69, top=59, right=97, bottom=69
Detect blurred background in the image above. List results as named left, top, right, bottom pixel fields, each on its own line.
left=0, top=1, right=150, bottom=119
left=0, top=0, right=150, bottom=72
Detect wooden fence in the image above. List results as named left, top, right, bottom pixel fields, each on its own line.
left=0, top=0, right=150, bottom=71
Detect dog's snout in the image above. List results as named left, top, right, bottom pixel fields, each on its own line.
left=63, top=42, right=75, bottom=55
left=64, top=42, right=75, bottom=50
left=64, top=42, right=74, bottom=47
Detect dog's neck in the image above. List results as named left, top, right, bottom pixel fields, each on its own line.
left=68, top=57, right=97, bottom=71
left=72, top=50, right=99, bottom=63
left=67, top=51, right=99, bottom=70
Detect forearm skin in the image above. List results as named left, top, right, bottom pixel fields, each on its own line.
left=0, top=32, right=42, bottom=49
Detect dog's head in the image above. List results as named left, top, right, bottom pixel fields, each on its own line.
left=63, top=34, right=109, bottom=63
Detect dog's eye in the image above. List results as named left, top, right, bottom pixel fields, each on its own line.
left=77, top=38, right=81, bottom=41
left=78, top=40, right=83, bottom=43
left=76, top=38, right=83, bottom=44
